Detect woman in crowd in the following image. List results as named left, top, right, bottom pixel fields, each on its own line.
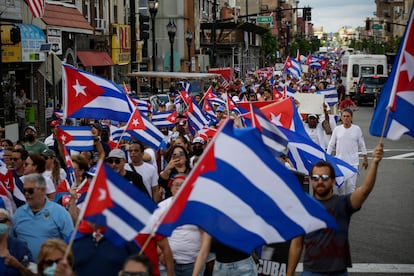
left=42, top=149, right=66, bottom=188
left=0, top=208, right=34, bottom=276
left=37, top=239, right=74, bottom=276
left=159, top=145, right=191, bottom=198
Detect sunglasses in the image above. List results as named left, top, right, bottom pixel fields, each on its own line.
left=172, top=152, right=185, bottom=158
left=119, top=272, right=149, bottom=276
left=23, top=188, right=38, bottom=195
left=43, top=258, right=62, bottom=267
left=11, top=158, right=20, bottom=161
left=310, top=174, right=331, bottom=182
left=106, top=158, right=121, bottom=164
left=0, top=218, right=9, bottom=224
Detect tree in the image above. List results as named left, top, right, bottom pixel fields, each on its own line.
left=261, top=30, right=280, bottom=64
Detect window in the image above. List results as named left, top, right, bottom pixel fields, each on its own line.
left=352, top=64, right=359, bottom=78
left=377, top=65, right=384, bottom=75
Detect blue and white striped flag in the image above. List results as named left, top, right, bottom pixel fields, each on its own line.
left=151, top=111, right=175, bottom=129
left=127, top=114, right=165, bottom=149
left=156, top=121, right=338, bottom=253
left=318, top=87, right=338, bottom=106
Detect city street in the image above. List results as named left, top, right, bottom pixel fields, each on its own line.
left=297, top=105, right=414, bottom=275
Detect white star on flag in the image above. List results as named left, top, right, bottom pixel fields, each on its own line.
left=400, top=50, right=414, bottom=82
left=73, top=79, right=87, bottom=97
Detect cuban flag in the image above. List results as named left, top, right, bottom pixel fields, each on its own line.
left=187, top=98, right=210, bottom=134
left=152, top=111, right=175, bottom=129
left=128, top=96, right=151, bottom=117
left=111, top=126, right=133, bottom=143
left=63, top=64, right=134, bottom=122
left=370, top=5, right=414, bottom=140
left=127, top=114, right=165, bottom=150
left=283, top=57, right=302, bottom=79
left=81, top=161, right=157, bottom=246
left=57, top=126, right=94, bottom=152
left=277, top=126, right=357, bottom=187
left=318, top=87, right=339, bottom=106
left=0, top=166, right=16, bottom=214
left=156, top=121, right=338, bottom=253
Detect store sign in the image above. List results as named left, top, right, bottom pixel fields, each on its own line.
left=47, top=28, right=62, bottom=55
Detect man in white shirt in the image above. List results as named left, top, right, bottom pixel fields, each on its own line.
left=125, top=140, right=160, bottom=202
left=327, top=108, right=368, bottom=195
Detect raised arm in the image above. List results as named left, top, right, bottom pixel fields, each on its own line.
left=287, top=235, right=304, bottom=276
left=350, top=143, right=384, bottom=209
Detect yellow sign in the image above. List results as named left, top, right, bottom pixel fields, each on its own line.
left=1, top=24, right=22, bottom=62
left=111, top=24, right=131, bottom=65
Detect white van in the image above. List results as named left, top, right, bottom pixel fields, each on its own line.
left=340, top=54, right=388, bottom=96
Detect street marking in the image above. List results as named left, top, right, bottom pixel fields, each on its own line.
left=387, top=152, right=414, bottom=159
left=296, top=263, right=414, bottom=273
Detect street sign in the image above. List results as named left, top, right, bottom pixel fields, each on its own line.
left=257, top=16, right=273, bottom=23
left=372, top=24, right=383, bottom=30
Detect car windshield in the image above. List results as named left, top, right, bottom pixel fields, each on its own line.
left=362, top=77, right=387, bottom=86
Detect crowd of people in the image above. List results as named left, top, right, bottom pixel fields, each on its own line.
left=0, top=63, right=385, bottom=276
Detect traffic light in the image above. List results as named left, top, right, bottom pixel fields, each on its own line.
left=365, top=18, right=371, bottom=30
left=10, top=26, right=21, bottom=44
left=139, top=14, right=150, bottom=41
left=303, top=7, right=312, bottom=21
left=275, top=7, right=282, bottom=21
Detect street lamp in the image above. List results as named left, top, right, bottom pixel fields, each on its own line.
left=167, top=19, right=176, bottom=72
left=185, top=29, right=193, bottom=72
left=148, top=0, right=159, bottom=72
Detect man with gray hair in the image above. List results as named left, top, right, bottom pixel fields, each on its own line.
left=11, top=173, right=73, bottom=261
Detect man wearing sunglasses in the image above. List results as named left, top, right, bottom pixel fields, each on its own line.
left=106, top=149, right=149, bottom=197
left=11, top=173, right=74, bottom=262
left=287, top=143, right=384, bottom=276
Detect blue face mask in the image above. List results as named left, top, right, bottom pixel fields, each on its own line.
left=0, top=224, right=9, bottom=236
left=43, top=263, right=57, bottom=276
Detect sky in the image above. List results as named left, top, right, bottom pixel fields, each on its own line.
left=300, top=0, right=377, bottom=33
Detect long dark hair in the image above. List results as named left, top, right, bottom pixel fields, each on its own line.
left=168, top=145, right=191, bottom=172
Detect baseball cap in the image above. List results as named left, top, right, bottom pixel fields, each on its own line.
left=108, top=148, right=126, bottom=159
left=216, top=105, right=225, bottom=112
left=308, top=114, right=318, bottom=119
left=24, top=126, right=37, bottom=133
left=42, top=149, right=56, bottom=158
left=50, top=120, right=60, bottom=127
left=192, top=137, right=205, bottom=145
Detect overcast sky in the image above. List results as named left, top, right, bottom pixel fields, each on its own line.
left=300, top=0, right=376, bottom=33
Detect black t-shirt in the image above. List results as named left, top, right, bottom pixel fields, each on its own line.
left=123, top=170, right=150, bottom=198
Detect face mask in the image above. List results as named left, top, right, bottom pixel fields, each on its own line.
left=43, top=263, right=57, bottom=276
left=193, top=147, right=203, bottom=156
left=25, top=134, right=35, bottom=142
left=0, top=224, right=9, bottom=236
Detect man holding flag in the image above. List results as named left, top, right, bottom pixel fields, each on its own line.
left=287, top=142, right=384, bottom=276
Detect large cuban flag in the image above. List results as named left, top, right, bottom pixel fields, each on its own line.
left=370, top=5, right=414, bottom=140
left=63, top=64, right=134, bottom=122
left=156, top=120, right=338, bottom=253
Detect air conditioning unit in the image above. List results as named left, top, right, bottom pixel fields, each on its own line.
left=95, top=18, right=107, bottom=30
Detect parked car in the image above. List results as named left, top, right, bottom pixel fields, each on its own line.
left=355, top=75, right=388, bottom=106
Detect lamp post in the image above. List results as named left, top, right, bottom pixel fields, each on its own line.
left=167, top=20, right=176, bottom=72
left=148, top=0, right=159, bottom=72
left=185, top=29, right=193, bottom=72
left=148, top=0, right=159, bottom=92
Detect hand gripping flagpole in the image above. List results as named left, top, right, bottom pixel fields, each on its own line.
left=138, top=118, right=231, bottom=255
left=63, top=159, right=105, bottom=259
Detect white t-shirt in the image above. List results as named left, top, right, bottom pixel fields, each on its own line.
left=125, top=162, right=159, bottom=197
left=158, top=197, right=201, bottom=264
left=327, top=124, right=367, bottom=166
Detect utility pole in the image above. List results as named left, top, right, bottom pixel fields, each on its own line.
left=129, top=0, right=137, bottom=93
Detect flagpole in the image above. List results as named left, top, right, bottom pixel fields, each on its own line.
left=249, top=102, right=256, bottom=128
left=145, top=118, right=230, bottom=238
left=63, top=159, right=104, bottom=259
left=199, top=85, right=212, bottom=102
left=379, top=107, right=392, bottom=145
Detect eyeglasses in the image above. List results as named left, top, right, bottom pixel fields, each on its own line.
left=0, top=218, right=9, bottom=224
left=106, top=158, right=121, bottom=164
left=43, top=258, right=62, bottom=267
left=310, top=174, right=331, bottom=182
left=119, top=272, right=149, bottom=276
left=11, top=158, right=20, bottom=161
left=172, top=152, right=185, bottom=158
left=23, top=187, right=38, bottom=195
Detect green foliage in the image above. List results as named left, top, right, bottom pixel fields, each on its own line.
left=261, top=30, right=279, bottom=63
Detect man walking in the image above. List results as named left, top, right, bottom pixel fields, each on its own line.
left=287, top=143, right=384, bottom=276
left=327, top=108, right=368, bottom=194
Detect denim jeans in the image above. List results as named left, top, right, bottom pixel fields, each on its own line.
left=302, top=270, right=348, bottom=276
left=213, top=256, right=257, bottom=276
left=174, top=262, right=195, bottom=276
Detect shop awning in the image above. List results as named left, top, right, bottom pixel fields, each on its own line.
left=17, top=24, right=46, bottom=62
left=42, top=3, right=94, bottom=34
left=77, top=51, right=114, bottom=67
